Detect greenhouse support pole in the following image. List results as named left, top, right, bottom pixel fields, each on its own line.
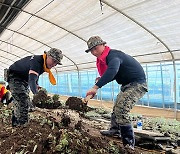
left=78, top=70, right=81, bottom=97
left=102, top=0, right=177, bottom=119
left=112, top=81, right=114, bottom=102
left=160, top=63, right=165, bottom=108
left=145, top=64, right=150, bottom=106
left=173, top=61, right=177, bottom=119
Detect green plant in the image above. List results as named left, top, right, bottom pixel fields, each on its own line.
left=52, top=94, right=60, bottom=102
left=55, top=130, right=69, bottom=152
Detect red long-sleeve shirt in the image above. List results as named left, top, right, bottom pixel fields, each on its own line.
left=0, top=85, right=7, bottom=99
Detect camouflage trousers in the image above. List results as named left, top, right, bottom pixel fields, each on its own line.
left=8, top=73, right=30, bottom=125
left=113, top=82, right=148, bottom=125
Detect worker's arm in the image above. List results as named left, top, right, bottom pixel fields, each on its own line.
left=28, top=70, right=39, bottom=94
left=86, top=85, right=99, bottom=99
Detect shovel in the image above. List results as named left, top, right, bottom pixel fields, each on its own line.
left=83, top=95, right=92, bottom=104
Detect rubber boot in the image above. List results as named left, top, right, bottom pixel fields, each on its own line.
left=28, top=101, right=36, bottom=112
left=7, top=97, right=13, bottom=105
left=120, top=124, right=135, bottom=150
left=12, top=111, right=19, bottom=127
left=100, top=112, right=121, bottom=137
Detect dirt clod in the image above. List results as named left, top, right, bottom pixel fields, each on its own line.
left=61, top=113, right=71, bottom=127
left=65, top=97, right=87, bottom=112
left=32, top=89, right=62, bottom=109
left=75, top=120, right=82, bottom=130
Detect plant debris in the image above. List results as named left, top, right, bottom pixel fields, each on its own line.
left=0, top=95, right=179, bottom=153
left=32, top=89, right=62, bottom=109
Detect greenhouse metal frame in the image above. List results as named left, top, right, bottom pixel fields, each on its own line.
left=0, top=0, right=180, bottom=119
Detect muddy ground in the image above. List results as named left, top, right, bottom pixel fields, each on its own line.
left=0, top=95, right=177, bottom=154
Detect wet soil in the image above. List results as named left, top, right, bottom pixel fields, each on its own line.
left=0, top=96, right=167, bottom=154
left=32, top=90, right=61, bottom=109
left=65, top=96, right=93, bottom=112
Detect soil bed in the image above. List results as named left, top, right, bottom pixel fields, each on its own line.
left=0, top=95, right=177, bottom=153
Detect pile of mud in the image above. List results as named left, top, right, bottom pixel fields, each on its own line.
left=0, top=99, right=165, bottom=154
left=4, top=91, right=178, bottom=153
left=65, top=96, right=93, bottom=112
left=0, top=109, right=133, bottom=154
left=32, top=89, right=62, bottom=109
left=33, top=93, right=93, bottom=113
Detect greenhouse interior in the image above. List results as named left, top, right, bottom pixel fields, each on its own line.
left=0, top=0, right=180, bottom=153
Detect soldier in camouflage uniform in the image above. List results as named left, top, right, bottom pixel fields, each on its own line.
left=7, top=48, right=63, bottom=127
left=85, top=36, right=148, bottom=150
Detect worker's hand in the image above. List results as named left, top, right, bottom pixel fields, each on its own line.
left=84, top=95, right=92, bottom=104
left=37, top=85, right=42, bottom=91
left=95, top=77, right=101, bottom=83
left=86, top=85, right=99, bottom=99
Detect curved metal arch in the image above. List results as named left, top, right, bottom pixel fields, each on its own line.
left=141, top=59, right=180, bottom=64
left=0, top=62, right=9, bottom=77
left=0, top=39, right=33, bottom=54
left=0, top=1, right=178, bottom=114
left=0, top=0, right=17, bottom=23
left=56, top=49, right=180, bottom=69
left=102, top=1, right=174, bottom=58
left=102, top=0, right=177, bottom=119
left=133, top=50, right=178, bottom=58
left=0, top=54, right=16, bottom=62
left=0, top=2, right=177, bottom=62
left=0, top=39, right=79, bottom=71
left=0, top=26, right=79, bottom=71
left=0, top=54, right=15, bottom=70
left=0, top=60, right=9, bottom=67
left=0, top=2, right=83, bottom=96
left=0, top=2, right=86, bottom=43
left=0, top=48, right=21, bottom=58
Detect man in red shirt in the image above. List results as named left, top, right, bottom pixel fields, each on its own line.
left=84, top=36, right=148, bottom=150
left=0, top=82, right=13, bottom=105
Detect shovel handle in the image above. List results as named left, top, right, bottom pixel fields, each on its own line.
left=83, top=95, right=92, bottom=103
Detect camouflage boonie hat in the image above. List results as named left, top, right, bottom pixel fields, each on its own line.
left=85, top=36, right=106, bottom=53
left=47, top=48, right=63, bottom=65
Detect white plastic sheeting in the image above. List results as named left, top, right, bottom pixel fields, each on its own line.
left=0, top=0, right=180, bottom=75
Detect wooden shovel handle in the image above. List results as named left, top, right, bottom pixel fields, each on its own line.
left=83, top=95, right=92, bottom=103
